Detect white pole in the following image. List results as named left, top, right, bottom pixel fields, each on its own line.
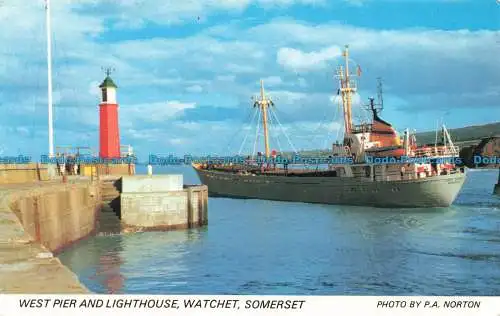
left=46, top=0, right=54, bottom=158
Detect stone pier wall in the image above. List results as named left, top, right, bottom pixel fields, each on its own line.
left=0, top=164, right=49, bottom=184
left=8, top=182, right=101, bottom=253
left=0, top=180, right=100, bottom=293
left=120, top=176, right=208, bottom=231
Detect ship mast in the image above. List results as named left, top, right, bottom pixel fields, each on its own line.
left=377, top=77, right=384, bottom=109
left=253, top=80, right=274, bottom=158
left=335, top=45, right=358, bottom=138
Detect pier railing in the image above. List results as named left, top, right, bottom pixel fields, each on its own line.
left=120, top=145, right=134, bottom=158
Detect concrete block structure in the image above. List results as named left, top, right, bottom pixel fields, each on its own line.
left=122, top=175, right=183, bottom=193
left=120, top=175, right=208, bottom=231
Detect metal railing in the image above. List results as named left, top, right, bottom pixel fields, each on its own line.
left=120, top=144, right=134, bottom=158
left=413, top=145, right=460, bottom=157
left=351, top=123, right=372, bottom=134
left=55, top=145, right=134, bottom=159
left=55, top=146, right=95, bottom=157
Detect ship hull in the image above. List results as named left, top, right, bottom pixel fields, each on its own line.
left=194, top=167, right=466, bottom=208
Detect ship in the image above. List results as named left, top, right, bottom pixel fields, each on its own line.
left=193, top=45, right=467, bottom=208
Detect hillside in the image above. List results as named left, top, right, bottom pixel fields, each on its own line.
left=415, top=122, right=500, bottom=145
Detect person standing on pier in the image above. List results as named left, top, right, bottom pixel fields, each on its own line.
left=59, top=162, right=65, bottom=176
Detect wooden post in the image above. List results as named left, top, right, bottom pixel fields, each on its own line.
left=187, top=188, right=193, bottom=228
left=36, top=163, right=41, bottom=181
left=494, top=168, right=500, bottom=195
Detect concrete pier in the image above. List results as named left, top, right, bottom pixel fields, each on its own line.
left=0, top=179, right=100, bottom=293
left=0, top=172, right=208, bottom=293
left=120, top=175, right=208, bottom=231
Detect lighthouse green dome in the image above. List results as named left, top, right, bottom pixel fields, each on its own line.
left=99, top=75, right=117, bottom=89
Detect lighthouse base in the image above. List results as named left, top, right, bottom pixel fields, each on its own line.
left=79, top=163, right=135, bottom=177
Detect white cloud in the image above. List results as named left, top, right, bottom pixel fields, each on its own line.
left=15, top=126, right=31, bottom=136
left=277, top=46, right=342, bottom=72
left=186, top=85, right=203, bottom=93
left=126, top=128, right=163, bottom=141
left=88, top=81, right=101, bottom=97
left=173, top=121, right=203, bottom=131
left=225, top=63, right=259, bottom=74
left=297, top=77, right=307, bottom=88
left=270, top=90, right=307, bottom=105
left=260, top=76, right=283, bottom=87
left=122, top=101, right=196, bottom=123
left=216, top=75, right=236, bottom=82
left=169, top=138, right=186, bottom=145
left=294, top=121, right=342, bottom=133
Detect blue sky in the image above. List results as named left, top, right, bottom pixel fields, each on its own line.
left=0, top=0, right=498, bottom=160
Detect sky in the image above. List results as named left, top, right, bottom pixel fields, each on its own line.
left=0, top=0, right=499, bottom=160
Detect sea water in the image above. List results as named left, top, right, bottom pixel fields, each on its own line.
left=58, top=167, right=500, bottom=295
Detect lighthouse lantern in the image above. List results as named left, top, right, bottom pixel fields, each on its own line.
left=99, top=75, right=117, bottom=104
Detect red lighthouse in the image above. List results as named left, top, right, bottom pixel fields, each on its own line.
left=99, top=73, right=121, bottom=159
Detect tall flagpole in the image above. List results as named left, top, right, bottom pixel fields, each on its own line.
left=46, top=0, right=54, bottom=158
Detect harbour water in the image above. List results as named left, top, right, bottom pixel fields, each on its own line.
left=58, top=167, right=500, bottom=295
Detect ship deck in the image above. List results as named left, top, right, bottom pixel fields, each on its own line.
left=198, top=165, right=341, bottom=177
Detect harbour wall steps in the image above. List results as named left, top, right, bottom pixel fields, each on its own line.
left=97, top=176, right=121, bottom=234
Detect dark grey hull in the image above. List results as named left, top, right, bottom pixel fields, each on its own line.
left=194, top=168, right=467, bottom=208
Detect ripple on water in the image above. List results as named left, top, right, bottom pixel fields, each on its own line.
left=406, top=249, right=500, bottom=262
